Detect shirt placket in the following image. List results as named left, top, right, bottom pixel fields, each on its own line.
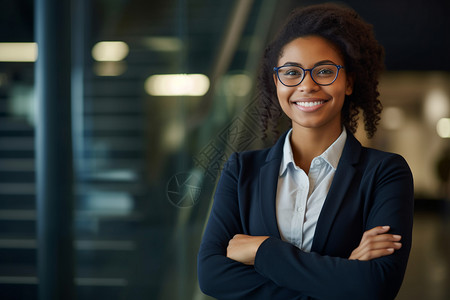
left=291, top=170, right=308, bottom=248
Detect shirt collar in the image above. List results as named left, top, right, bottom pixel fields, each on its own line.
left=279, top=127, right=347, bottom=175
left=279, top=129, right=295, bottom=176
left=320, top=128, right=347, bottom=170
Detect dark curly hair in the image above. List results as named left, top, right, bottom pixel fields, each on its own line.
left=257, top=3, right=384, bottom=139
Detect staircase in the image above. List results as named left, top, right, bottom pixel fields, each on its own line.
left=0, top=85, right=37, bottom=298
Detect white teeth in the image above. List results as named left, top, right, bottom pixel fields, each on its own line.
left=295, top=101, right=325, bottom=107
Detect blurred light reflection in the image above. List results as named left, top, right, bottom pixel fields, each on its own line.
left=83, top=191, right=133, bottom=216
left=142, top=37, right=182, bottom=52
left=92, top=41, right=129, bottom=62
left=145, top=74, right=210, bottom=96
left=436, top=118, right=450, bottom=138
left=163, top=122, right=185, bottom=151
left=93, top=61, right=127, bottom=76
left=0, top=42, right=37, bottom=62
left=424, top=88, right=449, bottom=125
left=381, top=106, right=405, bottom=130
left=224, top=73, right=252, bottom=97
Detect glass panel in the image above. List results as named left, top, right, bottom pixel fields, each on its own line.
left=72, top=0, right=280, bottom=299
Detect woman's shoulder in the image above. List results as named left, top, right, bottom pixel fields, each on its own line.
left=227, top=146, right=275, bottom=167
left=226, top=131, right=287, bottom=167
left=361, top=145, right=406, bottom=161
left=359, top=145, right=412, bottom=174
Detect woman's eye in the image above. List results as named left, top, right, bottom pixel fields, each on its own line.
left=320, top=69, right=332, bottom=74
left=282, top=68, right=302, bottom=76
left=314, top=66, right=336, bottom=76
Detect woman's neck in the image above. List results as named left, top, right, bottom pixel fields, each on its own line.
left=289, top=124, right=342, bottom=173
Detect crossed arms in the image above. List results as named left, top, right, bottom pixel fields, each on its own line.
left=198, top=152, right=414, bottom=300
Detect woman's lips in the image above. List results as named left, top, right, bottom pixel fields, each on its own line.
left=292, top=99, right=328, bottom=112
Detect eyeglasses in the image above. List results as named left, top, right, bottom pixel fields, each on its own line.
left=273, top=64, right=344, bottom=87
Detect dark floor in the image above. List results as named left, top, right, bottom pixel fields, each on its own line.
left=396, top=208, right=450, bottom=300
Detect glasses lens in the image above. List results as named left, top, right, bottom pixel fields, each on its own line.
left=311, top=65, right=339, bottom=85
left=277, top=66, right=304, bottom=86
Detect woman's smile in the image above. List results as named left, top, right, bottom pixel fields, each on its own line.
left=274, top=35, right=353, bottom=133
left=292, top=98, right=330, bottom=112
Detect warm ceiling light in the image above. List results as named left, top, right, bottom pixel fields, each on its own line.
left=0, top=43, right=37, bottom=62
left=145, top=74, right=210, bottom=96
left=92, top=41, right=129, bottom=62
left=436, top=118, right=450, bottom=138
left=424, top=88, right=449, bottom=125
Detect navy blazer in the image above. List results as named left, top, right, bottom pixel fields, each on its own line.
left=198, top=131, right=414, bottom=300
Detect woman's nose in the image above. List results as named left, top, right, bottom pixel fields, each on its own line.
left=297, top=71, right=319, bottom=92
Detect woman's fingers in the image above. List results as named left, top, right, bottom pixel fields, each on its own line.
left=356, top=239, right=402, bottom=260
left=357, top=248, right=395, bottom=261
left=359, top=226, right=401, bottom=247
left=353, top=239, right=401, bottom=254
left=361, top=233, right=402, bottom=246
left=362, top=225, right=391, bottom=239
left=366, top=241, right=402, bottom=251
left=349, top=226, right=403, bottom=261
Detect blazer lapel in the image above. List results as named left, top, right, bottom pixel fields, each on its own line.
left=259, top=160, right=282, bottom=238
left=311, top=133, right=361, bottom=253
left=258, top=132, right=288, bottom=239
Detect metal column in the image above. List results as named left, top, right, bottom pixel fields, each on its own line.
left=35, top=0, right=74, bottom=299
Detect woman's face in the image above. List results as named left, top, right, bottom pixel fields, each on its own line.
left=274, top=35, right=353, bottom=133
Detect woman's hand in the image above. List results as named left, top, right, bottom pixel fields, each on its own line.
left=349, top=226, right=402, bottom=261
left=226, top=234, right=269, bottom=265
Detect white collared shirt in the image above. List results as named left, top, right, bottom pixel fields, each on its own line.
left=275, top=128, right=347, bottom=252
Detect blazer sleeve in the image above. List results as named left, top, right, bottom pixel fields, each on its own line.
left=197, top=153, right=303, bottom=300
left=253, top=153, right=414, bottom=300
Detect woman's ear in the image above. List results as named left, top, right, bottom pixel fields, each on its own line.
left=345, top=74, right=354, bottom=96
left=273, top=74, right=278, bottom=86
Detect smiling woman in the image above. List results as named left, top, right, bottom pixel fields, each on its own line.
left=273, top=36, right=353, bottom=150
left=258, top=5, right=384, bottom=141
left=198, top=3, right=414, bottom=300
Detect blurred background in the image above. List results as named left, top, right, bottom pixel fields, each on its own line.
left=0, top=0, right=449, bottom=299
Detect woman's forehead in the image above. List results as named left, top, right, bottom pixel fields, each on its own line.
left=278, top=36, right=344, bottom=66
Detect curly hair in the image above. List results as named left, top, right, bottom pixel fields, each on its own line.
left=257, top=3, right=384, bottom=139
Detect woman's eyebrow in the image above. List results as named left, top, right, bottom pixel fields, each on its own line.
left=281, top=60, right=337, bottom=67
left=282, top=61, right=302, bottom=67
left=314, top=59, right=337, bottom=66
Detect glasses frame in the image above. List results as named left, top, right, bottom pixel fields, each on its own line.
left=273, top=64, right=344, bottom=87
